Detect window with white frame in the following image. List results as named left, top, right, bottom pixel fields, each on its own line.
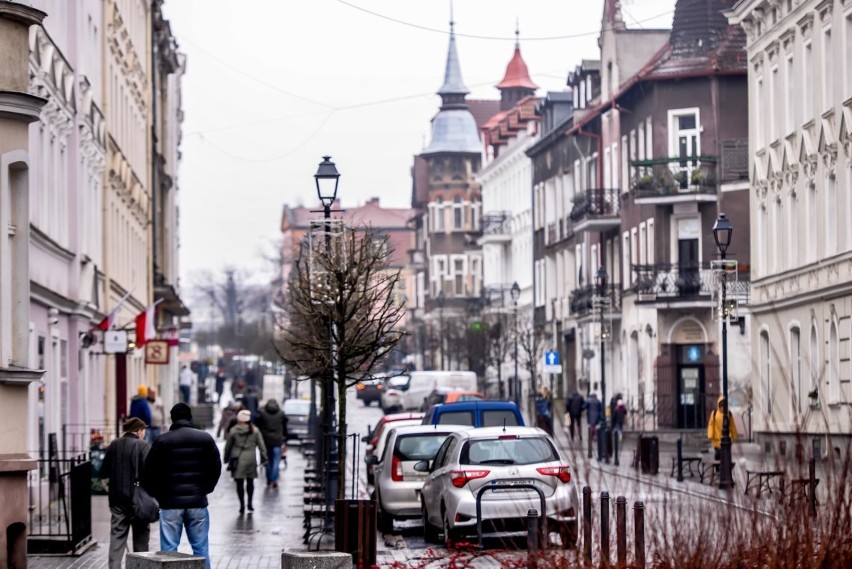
left=791, top=326, right=802, bottom=415
left=846, top=11, right=852, bottom=97
left=785, top=54, right=794, bottom=135
left=770, top=65, right=779, bottom=142
left=771, top=198, right=780, bottom=273
left=755, top=77, right=764, bottom=148
left=621, top=135, right=629, bottom=187
left=603, top=147, right=611, bottom=188
left=433, top=256, right=446, bottom=296
left=757, top=204, right=767, bottom=276
left=436, top=198, right=445, bottom=231
left=470, top=256, right=480, bottom=297
left=760, top=330, right=772, bottom=416
left=803, top=41, right=813, bottom=121
left=822, top=26, right=833, bottom=111
left=621, top=232, right=630, bottom=289
left=669, top=108, right=700, bottom=162
left=826, top=173, right=837, bottom=255
left=639, top=222, right=647, bottom=265
left=452, top=256, right=465, bottom=296
left=810, top=324, right=819, bottom=398
left=807, top=182, right=818, bottom=262
left=788, top=187, right=799, bottom=263
left=453, top=196, right=463, bottom=230
left=610, top=143, right=619, bottom=189
left=637, top=123, right=645, bottom=160
left=645, top=118, right=653, bottom=160
left=829, top=320, right=840, bottom=404
left=647, top=218, right=655, bottom=265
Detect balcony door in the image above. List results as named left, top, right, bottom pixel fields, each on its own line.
left=677, top=237, right=700, bottom=295
left=668, top=108, right=701, bottom=191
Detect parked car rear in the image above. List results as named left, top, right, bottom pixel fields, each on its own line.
left=422, top=389, right=485, bottom=410
left=369, top=424, right=471, bottom=533
left=282, top=399, right=312, bottom=443
left=363, top=412, right=425, bottom=485
left=356, top=378, right=385, bottom=406
left=421, top=401, right=524, bottom=428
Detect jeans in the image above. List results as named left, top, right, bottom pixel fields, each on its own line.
left=160, top=508, right=211, bottom=569
left=265, top=445, right=281, bottom=483
left=108, top=506, right=150, bottom=569
left=180, top=385, right=191, bottom=404
left=145, top=426, right=162, bottom=442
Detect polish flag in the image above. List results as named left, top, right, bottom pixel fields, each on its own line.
left=134, top=299, right=163, bottom=346
left=96, top=290, right=133, bottom=331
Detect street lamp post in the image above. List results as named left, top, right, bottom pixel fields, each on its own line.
left=315, top=155, right=340, bottom=512
left=713, top=213, right=734, bottom=490
left=596, top=266, right=610, bottom=464
left=437, top=290, right=446, bottom=370
left=511, top=282, right=521, bottom=406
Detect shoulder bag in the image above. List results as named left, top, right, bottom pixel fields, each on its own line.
left=132, top=441, right=159, bottom=523
left=227, top=433, right=247, bottom=472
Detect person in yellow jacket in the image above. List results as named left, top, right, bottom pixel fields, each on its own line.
left=707, top=396, right=738, bottom=460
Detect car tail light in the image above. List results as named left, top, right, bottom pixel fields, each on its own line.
left=376, top=384, right=383, bottom=390
left=391, top=454, right=403, bottom=482
left=450, top=469, right=490, bottom=488
left=536, top=465, right=571, bottom=484
left=356, top=384, right=365, bottom=390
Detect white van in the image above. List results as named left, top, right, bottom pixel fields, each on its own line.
left=400, top=371, right=477, bottom=411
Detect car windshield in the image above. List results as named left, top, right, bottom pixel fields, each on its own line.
left=395, top=433, right=451, bottom=461
left=481, top=410, right=520, bottom=427
left=461, top=437, right=558, bottom=466
left=387, top=375, right=409, bottom=388
left=283, top=400, right=311, bottom=416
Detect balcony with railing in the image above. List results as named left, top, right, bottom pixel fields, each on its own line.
left=480, top=211, right=511, bottom=243
left=567, top=188, right=621, bottom=233
left=568, top=283, right=622, bottom=318
left=630, top=157, right=718, bottom=204
left=631, top=263, right=751, bottom=303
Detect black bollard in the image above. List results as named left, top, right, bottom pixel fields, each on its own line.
left=527, top=508, right=539, bottom=569
left=809, top=456, right=817, bottom=517
left=634, top=501, right=645, bottom=569
left=583, top=486, right=592, bottom=562
left=676, top=438, right=684, bottom=482
left=616, top=496, right=626, bottom=565
left=598, top=426, right=607, bottom=462
left=600, top=491, right=610, bottom=565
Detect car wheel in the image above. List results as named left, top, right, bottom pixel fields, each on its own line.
left=558, top=520, right=578, bottom=549
left=442, top=506, right=460, bottom=550
left=422, top=501, right=440, bottom=544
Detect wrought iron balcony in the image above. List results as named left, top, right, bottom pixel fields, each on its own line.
left=631, top=263, right=751, bottom=302
left=481, top=284, right=515, bottom=309
left=568, top=284, right=622, bottom=317
left=568, top=188, right=621, bottom=232
left=630, top=157, right=718, bottom=203
left=481, top=212, right=511, bottom=235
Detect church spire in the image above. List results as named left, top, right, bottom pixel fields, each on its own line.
left=496, top=23, right=537, bottom=111
left=437, top=16, right=469, bottom=106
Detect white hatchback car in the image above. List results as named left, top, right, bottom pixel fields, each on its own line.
left=369, top=424, right=471, bottom=534
left=418, top=426, right=579, bottom=548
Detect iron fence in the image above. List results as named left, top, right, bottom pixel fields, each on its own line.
left=569, top=284, right=622, bottom=316
left=569, top=188, right=621, bottom=221
left=631, top=263, right=751, bottom=302
left=481, top=211, right=511, bottom=235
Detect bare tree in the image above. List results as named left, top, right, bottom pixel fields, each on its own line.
left=484, top=312, right=512, bottom=399
left=519, top=321, right=547, bottom=414
left=275, top=225, right=405, bottom=499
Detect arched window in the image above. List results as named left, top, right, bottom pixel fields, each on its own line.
left=829, top=321, right=839, bottom=404
left=790, top=326, right=802, bottom=415
left=810, top=325, right=819, bottom=397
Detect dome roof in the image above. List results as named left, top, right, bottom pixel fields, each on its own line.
left=422, top=109, right=481, bottom=155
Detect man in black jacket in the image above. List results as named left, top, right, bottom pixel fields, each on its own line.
left=100, top=417, right=150, bottom=569
left=254, top=398, right=288, bottom=487
left=143, top=403, right=221, bottom=569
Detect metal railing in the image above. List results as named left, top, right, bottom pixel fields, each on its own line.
left=631, top=263, right=750, bottom=301
left=569, top=284, right=622, bottom=316
left=630, top=157, right=718, bottom=196
left=481, top=212, right=511, bottom=235
left=569, top=188, right=621, bottom=221
left=27, top=452, right=93, bottom=554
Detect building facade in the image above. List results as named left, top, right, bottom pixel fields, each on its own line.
left=727, top=0, right=852, bottom=456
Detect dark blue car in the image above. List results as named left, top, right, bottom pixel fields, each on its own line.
left=420, top=401, right=525, bottom=428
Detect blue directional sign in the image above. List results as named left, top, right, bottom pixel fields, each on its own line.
left=543, top=351, right=562, bottom=374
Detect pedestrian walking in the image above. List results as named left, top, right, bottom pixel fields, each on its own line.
left=217, top=400, right=241, bottom=439
left=129, top=385, right=152, bottom=428
left=707, top=396, right=738, bottom=460
left=146, top=386, right=165, bottom=442
left=254, top=398, right=289, bottom=487
left=215, top=371, right=226, bottom=403
left=586, top=393, right=602, bottom=437
left=142, top=403, right=221, bottom=569
left=100, top=417, right=151, bottom=569
left=566, top=390, right=585, bottom=442
left=224, top=410, right=268, bottom=514
left=178, top=365, right=194, bottom=404
left=534, top=386, right=553, bottom=435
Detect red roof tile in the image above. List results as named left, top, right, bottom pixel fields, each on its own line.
left=496, top=47, right=538, bottom=90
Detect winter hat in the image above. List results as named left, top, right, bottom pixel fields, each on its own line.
left=170, top=402, right=193, bottom=422
left=237, top=410, right=252, bottom=423
left=122, top=417, right=147, bottom=433
left=137, top=385, right=148, bottom=397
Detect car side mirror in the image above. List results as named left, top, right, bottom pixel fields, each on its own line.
left=413, top=460, right=430, bottom=473
left=365, top=455, right=379, bottom=466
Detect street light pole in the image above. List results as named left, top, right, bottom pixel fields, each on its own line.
left=511, top=282, right=521, bottom=407
left=596, top=266, right=609, bottom=464
left=713, top=213, right=734, bottom=490
left=315, top=155, right=341, bottom=511
left=437, top=290, right=446, bottom=371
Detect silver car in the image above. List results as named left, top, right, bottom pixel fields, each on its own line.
left=418, top=426, right=580, bottom=548
left=368, top=424, right=471, bottom=534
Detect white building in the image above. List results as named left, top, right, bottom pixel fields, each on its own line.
left=727, top=0, right=852, bottom=456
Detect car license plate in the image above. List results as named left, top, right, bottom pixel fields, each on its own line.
left=491, top=479, right=536, bottom=492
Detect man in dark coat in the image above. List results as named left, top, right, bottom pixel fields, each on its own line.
left=100, top=417, right=150, bottom=569
left=143, top=403, right=221, bottom=569
left=253, top=399, right=289, bottom=487
left=566, top=390, right=586, bottom=441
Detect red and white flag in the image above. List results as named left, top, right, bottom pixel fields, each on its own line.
left=96, top=289, right=133, bottom=331
left=134, top=299, right=163, bottom=346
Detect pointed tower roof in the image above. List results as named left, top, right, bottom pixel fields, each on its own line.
left=437, top=21, right=469, bottom=97
left=496, top=27, right=538, bottom=90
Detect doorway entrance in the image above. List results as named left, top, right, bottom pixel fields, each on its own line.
left=676, top=344, right=705, bottom=428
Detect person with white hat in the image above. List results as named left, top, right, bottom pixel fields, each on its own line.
left=223, top=409, right=267, bottom=514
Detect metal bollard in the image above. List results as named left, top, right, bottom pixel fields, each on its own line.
left=583, top=486, right=592, bottom=562
left=634, top=501, right=645, bottom=569
left=600, top=491, right=610, bottom=564
left=616, top=496, right=626, bottom=565
left=527, top=508, right=539, bottom=569
left=614, top=429, right=620, bottom=466
left=676, top=438, right=684, bottom=482
left=809, top=456, right=817, bottom=517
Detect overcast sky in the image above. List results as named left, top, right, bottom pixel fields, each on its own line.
left=162, top=0, right=676, bottom=289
